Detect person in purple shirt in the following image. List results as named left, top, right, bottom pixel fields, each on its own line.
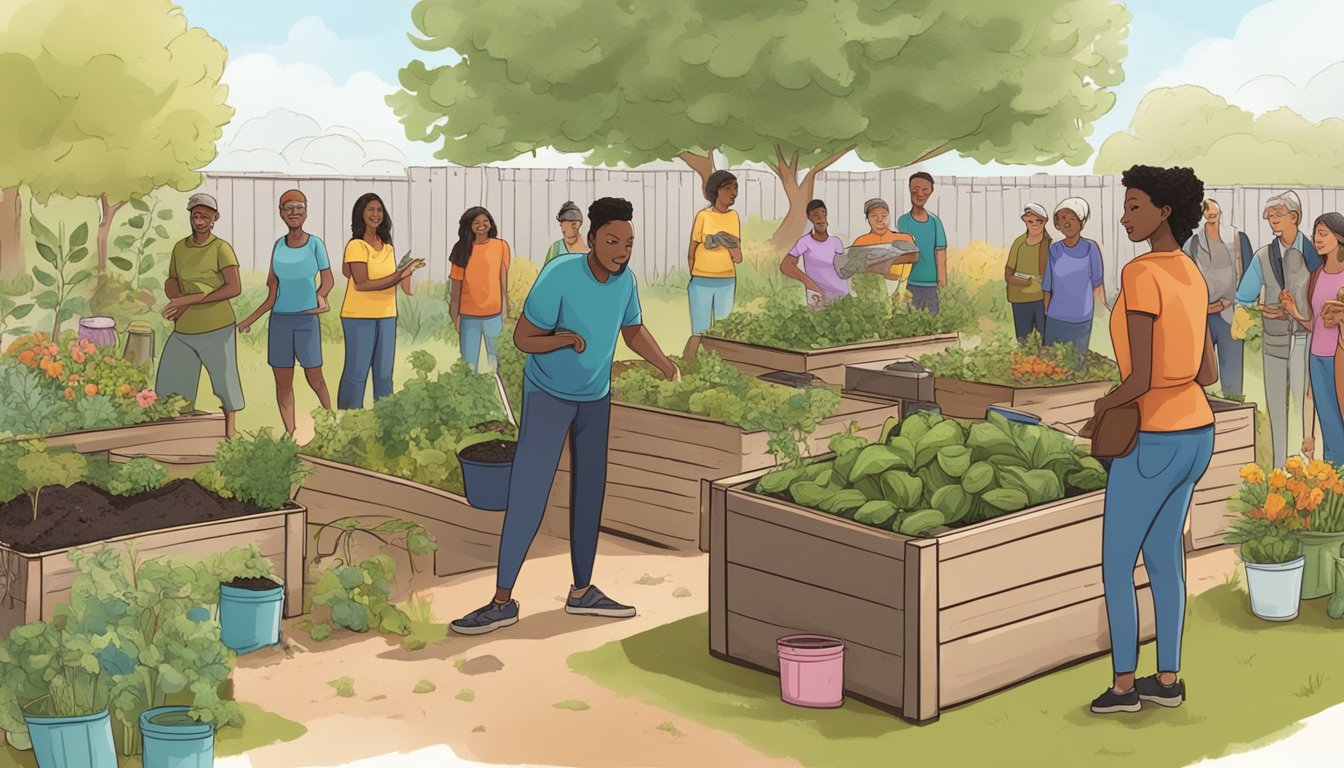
left=1042, top=197, right=1106, bottom=352
left=781, top=199, right=847, bottom=306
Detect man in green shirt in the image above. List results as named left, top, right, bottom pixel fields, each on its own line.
left=155, top=192, right=246, bottom=436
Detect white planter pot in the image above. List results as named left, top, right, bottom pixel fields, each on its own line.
left=1245, top=557, right=1306, bottom=621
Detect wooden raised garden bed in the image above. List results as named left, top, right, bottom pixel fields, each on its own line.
left=706, top=467, right=1155, bottom=724
left=1186, top=398, right=1257, bottom=551
left=700, top=334, right=959, bottom=387
left=38, top=411, right=226, bottom=457
left=545, top=393, right=902, bottom=552
left=1, top=504, right=306, bottom=637
left=932, top=377, right=1112, bottom=430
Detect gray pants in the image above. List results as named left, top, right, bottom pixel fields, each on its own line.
left=1263, top=333, right=1308, bottom=468
left=156, top=325, right=245, bottom=411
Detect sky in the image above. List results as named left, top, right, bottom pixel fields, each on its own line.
left=178, top=0, right=1339, bottom=177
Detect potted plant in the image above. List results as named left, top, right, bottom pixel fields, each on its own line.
left=140, top=706, right=215, bottom=768
left=1226, top=463, right=1307, bottom=620
left=1288, top=456, right=1344, bottom=599
left=457, top=435, right=517, bottom=512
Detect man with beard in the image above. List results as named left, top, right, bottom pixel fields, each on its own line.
left=451, top=197, right=680, bottom=635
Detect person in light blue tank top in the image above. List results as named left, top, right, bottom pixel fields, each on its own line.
left=238, top=189, right=335, bottom=434
left=451, top=197, right=680, bottom=637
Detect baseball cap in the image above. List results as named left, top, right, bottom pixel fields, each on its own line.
left=864, top=198, right=889, bottom=215
left=187, top=193, right=219, bottom=212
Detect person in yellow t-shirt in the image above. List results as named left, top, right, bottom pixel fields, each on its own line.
left=686, top=170, right=742, bottom=345
left=449, top=206, right=512, bottom=372
left=337, top=193, right=421, bottom=409
left=852, top=198, right=917, bottom=298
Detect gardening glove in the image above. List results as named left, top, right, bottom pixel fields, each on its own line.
left=1231, top=306, right=1253, bottom=340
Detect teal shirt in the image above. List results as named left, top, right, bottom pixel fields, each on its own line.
left=522, top=254, right=643, bottom=401
left=897, top=211, right=948, bottom=287
left=271, top=235, right=330, bottom=314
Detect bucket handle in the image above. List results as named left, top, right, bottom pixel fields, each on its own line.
left=492, top=371, right=517, bottom=428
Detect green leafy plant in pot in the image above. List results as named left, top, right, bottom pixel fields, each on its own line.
left=1226, top=462, right=1307, bottom=621
left=1296, top=458, right=1344, bottom=599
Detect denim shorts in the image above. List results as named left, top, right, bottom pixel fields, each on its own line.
left=268, top=312, right=323, bottom=369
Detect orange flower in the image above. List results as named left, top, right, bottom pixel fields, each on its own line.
left=1307, top=459, right=1331, bottom=479
left=1268, top=469, right=1288, bottom=490
left=63, top=387, right=75, bottom=400
left=83, top=383, right=98, bottom=397
left=1264, top=492, right=1289, bottom=520
left=119, top=383, right=132, bottom=396
left=1285, top=456, right=1306, bottom=477
left=1308, top=487, right=1325, bottom=511
left=1240, top=464, right=1266, bottom=485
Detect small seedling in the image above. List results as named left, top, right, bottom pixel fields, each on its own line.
left=552, top=700, right=589, bottom=711
left=327, top=677, right=356, bottom=698
left=456, top=689, right=475, bottom=702
left=413, top=680, right=436, bottom=694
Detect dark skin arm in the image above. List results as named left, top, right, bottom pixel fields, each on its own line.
left=513, top=315, right=586, bottom=355
left=621, top=324, right=679, bottom=381
left=163, top=266, right=243, bottom=320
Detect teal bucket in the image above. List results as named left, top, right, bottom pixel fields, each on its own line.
left=219, top=582, right=284, bottom=654
left=141, top=706, right=214, bottom=768
left=24, top=709, right=117, bottom=768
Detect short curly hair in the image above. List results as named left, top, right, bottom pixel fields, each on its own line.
left=1120, top=165, right=1205, bottom=246
left=588, top=197, right=634, bottom=235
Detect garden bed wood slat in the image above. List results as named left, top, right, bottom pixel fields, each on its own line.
left=933, top=378, right=1113, bottom=430
left=1186, top=400, right=1256, bottom=551
left=39, top=411, right=225, bottom=456
left=700, top=333, right=959, bottom=387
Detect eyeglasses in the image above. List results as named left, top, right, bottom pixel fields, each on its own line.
left=280, top=203, right=307, bottom=213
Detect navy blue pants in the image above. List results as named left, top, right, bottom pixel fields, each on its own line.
left=1011, top=300, right=1046, bottom=342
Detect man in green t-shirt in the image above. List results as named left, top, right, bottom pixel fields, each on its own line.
left=155, top=193, right=246, bottom=436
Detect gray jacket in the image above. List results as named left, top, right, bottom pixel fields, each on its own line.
left=1253, top=240, right=1312, bottom=356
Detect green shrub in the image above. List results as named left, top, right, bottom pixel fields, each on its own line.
left=104, top=457, right=168, bottom=497
left=208, top=428, right=310, bottom=510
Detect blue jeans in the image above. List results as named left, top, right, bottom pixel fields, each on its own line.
left=1010, top=301, right=1046, bottom=342
left=460, top=313, right=504, bottom=372
left=909, top=284, right=940, bottom=314
left=338, top=317, right=396, bottom=409
left=1208, top=313, right=1243, bottom=396
left=1044, top=316, right=1092, bottom=353
left=496, top=382, right=611, bottom=591
left=1310, top=354, right=1344, bottom=466
left=1103, top=425, right=1214, bottom=674
left=688, top=277, right=735, bottom=335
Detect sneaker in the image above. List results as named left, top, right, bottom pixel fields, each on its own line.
left=450, top=599, right=519, bottom=636
left=1136, top=675, right=1186, bottom=708
left=1090, top=686, right=1141, bottom=714
left=565, top=585, right=636, bottom=618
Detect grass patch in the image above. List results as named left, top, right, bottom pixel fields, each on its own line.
left=456, top=689, right=476, bottom=702
left=552, top=700, right=590, bottom=711
left=327, top=677, right=356, bottom=698
left=569, top=585, right=1344, bottom=767
left=414, top=680, right=437, bottom=694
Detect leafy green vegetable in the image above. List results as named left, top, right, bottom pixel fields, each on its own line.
left=899, top=509, right=945, bottom=536
left=931, top=485, right=972, bottom=524
left=789, top=481, right=830, bottom=508
left=880, top=470, right=923, bottom=509
left=854, top=500, right=899, bottom=526
left=936, top=445, right=972, bottom=478
left=209, top=429, right=311, bottom=510
left=982, top=488, right=1030, bottom=513
left=818, top=489, right=868, bottom=515
left=756, top=467, right=801, bottom=495
left=961, top=462, right=996, bottom=495
left=849, top=445, right=901, bottom=483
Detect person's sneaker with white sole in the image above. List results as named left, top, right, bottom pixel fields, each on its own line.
left=450, top=599, right=519, bottom=635
left=1136, top=675, right=1186, bottom=708
left=1090, top=686, right=1141, bottom=714
left=565, top=585, right=635, bottom=618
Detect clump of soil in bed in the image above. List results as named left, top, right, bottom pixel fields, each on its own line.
left=226, top=575, right=283, bottom=591
left=0, top=480, right=277, bottom=554
left=460, top=439, right=517, bottom=464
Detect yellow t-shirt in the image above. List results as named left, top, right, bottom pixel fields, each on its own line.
left=852, top=230, right=916, bottom=281
left=340, top=240, right=398, bottom=319
left=450, top=238, right=511, bottom=317
left=691, top=208, right=741, bottom=279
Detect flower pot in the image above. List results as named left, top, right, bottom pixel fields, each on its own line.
left=141, top=706, right=215, bottom=768
left=1298, top=531, right=1344, bottom=599
left=1329, top=558, right=1344, bottom=620
left=78, top=316, right=117, bottom=349
left=24, top=709, right=118, bottom=768
left=1244, top=557, right=1305, bottom=621
left=777, top=634, right=845, bottom=708
left=219, top=577, right=284, bottom=654
left=458, top=439, right=517, bottom=511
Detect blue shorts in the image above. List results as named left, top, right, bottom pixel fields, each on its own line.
left=268, top=313, right=323, bottom=369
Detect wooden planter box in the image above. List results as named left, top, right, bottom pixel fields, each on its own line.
left=546, top=394, right=902, bottom=552
left=37, top=411, right=225, bottom=457
left=700, top=333, right=959, bottom=387
left=707, top=468, right=1154, bottom=724
left=1186, top=398, right=1257, bottom=551
left=1, top=504, right=307, bottom=638
left=933, top=378, right=1113, bottom=431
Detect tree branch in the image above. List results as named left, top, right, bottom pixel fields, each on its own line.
left=908, top=143, right=952, bottom=167
left=802, top=144, right=857, bottom=183
left=677, top=150, right=716, bottom=182
left=770, top=144, right=798, bottom=189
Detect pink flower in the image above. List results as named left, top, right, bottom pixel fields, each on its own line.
left=136, top=389, right=158, bottom=408
left=70, top=348, right=86, bottom=364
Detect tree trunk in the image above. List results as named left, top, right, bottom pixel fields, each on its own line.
left=98, top=194, right=126, bottom=273
left=677, top=149, right=716, bottom=198
left=767, top=145, right=856, bottom=254
left=0, top=186, right=21, bottom=281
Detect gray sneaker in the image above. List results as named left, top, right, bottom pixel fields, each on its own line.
left=450, top=599, right=519, bottom=635
left=565, top=585, right=635, bottom=618
left=1136, top=675, right=1185, bottom=708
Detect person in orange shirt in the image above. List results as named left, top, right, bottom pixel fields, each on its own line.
left=449, top=207, right=511, bottom=372
left=1082, top=165, right=1217, bottom=716
left=851, top=198, right=916, bottom=295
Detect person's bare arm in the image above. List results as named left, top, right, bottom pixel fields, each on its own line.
left=1004, top=265, right=1031, bottom=287
left=348, top=261, right=411, bottom=292
left=513, top=315, right=585, bottom=355
left=500, top=261, right=511, bottom=320
left=728, top=246, right=744, bottom=264
left=936, top=247, right=947, bottom=287
left=1196, top=325, right=1218, bottom=387
left=239, top=268, right=278, bottom=331
left=1093, top=284, right=1107, bottom=307
left=164, top=276, right=184, bottom=299
left=621, top=324, right=679, bottom=381
left=315, top=268, right=334, bottom=312
left=687, top=224, right=699, bottom=273
left=165, top=266, right=243, bottom=320
left=1042, top=291, right=1051, bottom=312
left=449, top=279, right=462, bottom=330
left=781, top=254, right=821, bottom=294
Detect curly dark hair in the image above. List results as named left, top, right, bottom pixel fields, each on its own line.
left=1120, top=165, right=1205, bottom=246
left=588, top=197, right=634, bottom=236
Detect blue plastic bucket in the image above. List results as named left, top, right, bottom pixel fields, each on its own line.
left=986, top=405, right=1042, bottom=425
left=219, top=583, right=284, bottom=654
left=24, top=709, right=117, bottom=768
left=458, top=451, right=513, bottom=511
left=141, top=706, right=215, bottom=768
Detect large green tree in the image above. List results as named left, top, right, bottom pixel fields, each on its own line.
left=391, top=0, right=1129, bottom=251
left=0, top=0, right=233, bottom=276
left=1096, top=85, right=1344, bottom=185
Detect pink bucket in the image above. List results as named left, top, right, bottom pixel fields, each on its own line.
left=777, top=634, right=845, bottom=708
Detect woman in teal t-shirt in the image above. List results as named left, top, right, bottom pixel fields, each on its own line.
left=544, top=201, right=588, bottom=265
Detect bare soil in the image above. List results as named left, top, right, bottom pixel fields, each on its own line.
left=460, top=440, right=517, bottom=464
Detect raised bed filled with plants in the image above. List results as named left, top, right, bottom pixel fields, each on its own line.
left=707, top=411, right=1146, bottom=724
left=546, top=353, right=901, bottom=551
left=701, top=286, right=961, bottom=386
left=917, top=334, right=1118, bottom=429
left=0, top=432, right=309, bottom=638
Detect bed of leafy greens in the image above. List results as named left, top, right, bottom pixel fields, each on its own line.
left=919, top=332, right=1118, bottom=388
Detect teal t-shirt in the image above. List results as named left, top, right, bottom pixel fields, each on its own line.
left=522, top=254, right=642, bottom=401
left=271, top=235, right=331, bottom=314
left=897, top=211, right=948, bottom=287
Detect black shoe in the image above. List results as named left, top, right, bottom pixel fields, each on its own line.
left=450, top=599, right=520, bottom=636
left=1136, top=675, right=1185, bottom=708
left=1090, top=686, right=1141, bottom=714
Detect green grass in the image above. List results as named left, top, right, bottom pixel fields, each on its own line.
left=569, top=585, right=1344, bottom=768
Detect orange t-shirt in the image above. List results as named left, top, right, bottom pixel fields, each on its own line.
left=853, top=230, right=916, bottom=280
left=450, top=239, right=511, bottom=317
left=1109, top=250, right=1214, bottom=431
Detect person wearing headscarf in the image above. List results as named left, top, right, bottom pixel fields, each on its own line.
left=545, top=201, right=587, bottom=265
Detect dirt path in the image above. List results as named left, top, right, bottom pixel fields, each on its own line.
left=232, top=537, right=1241, bottom=768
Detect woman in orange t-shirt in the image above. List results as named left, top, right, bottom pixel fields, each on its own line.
left=1082, top=165, right=1217, bottom=716
left=449, top=207, right=511, bottom=372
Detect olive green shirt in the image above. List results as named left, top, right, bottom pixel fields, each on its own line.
left=1006, top=234, right=1048, bottom=303
left=169, top=235, right=239, bottom=334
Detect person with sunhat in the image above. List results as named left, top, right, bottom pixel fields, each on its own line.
left=544, top=201, right=588, bottom=265
left=155, top=192, right=245, bottom=437
left=1005, top=202, right=1052, bottom=342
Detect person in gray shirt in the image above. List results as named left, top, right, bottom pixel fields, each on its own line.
left=1183, top=198, right=1254, bottom=397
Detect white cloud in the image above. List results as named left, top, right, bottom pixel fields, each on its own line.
left=211, top=108, right=412, bottom=176
left=1149, top=0, right=1344, bottom=120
